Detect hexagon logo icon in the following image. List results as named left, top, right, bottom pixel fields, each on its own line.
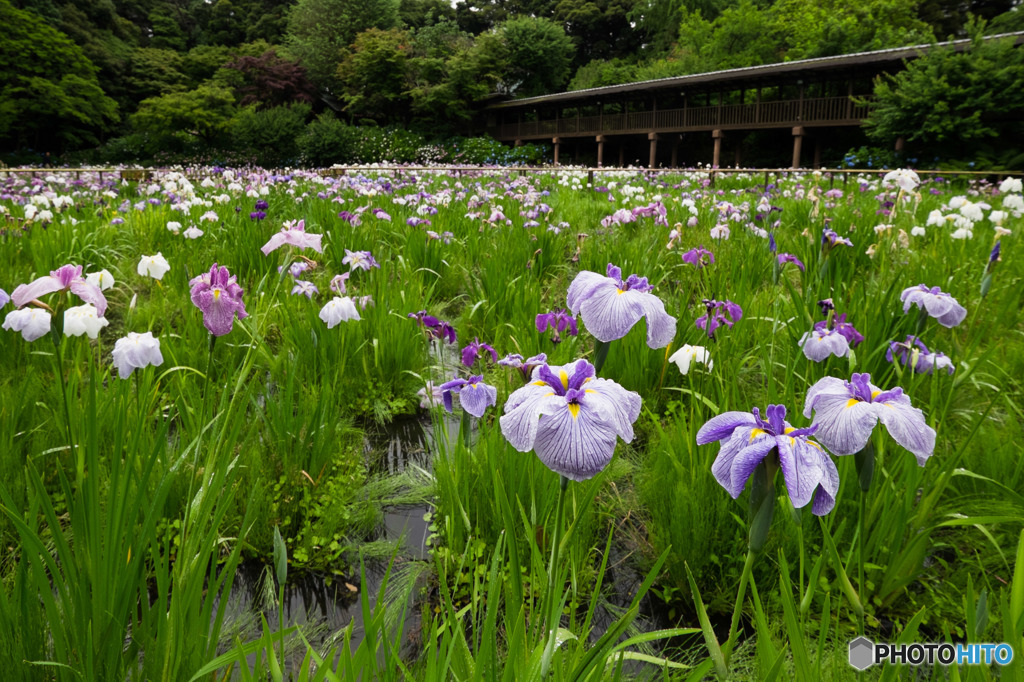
left=849, top=637, right=875, bottom=670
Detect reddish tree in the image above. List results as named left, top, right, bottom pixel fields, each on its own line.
left=223, top=50, right=317, bottom=109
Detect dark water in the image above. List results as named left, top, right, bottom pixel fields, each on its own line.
left=221, top=412, right=681, bottom=673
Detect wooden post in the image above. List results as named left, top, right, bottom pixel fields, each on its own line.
left=791, top=126, right=804, bottom=169
left=596, top=135, right=605, bottom=167
left=756, top=88, right=761, bottom=123
left=648, top=132, right=658, bottom=169
left=712, top=129, right=723, bottom=168
left=553, top=137, right=561, bottom=166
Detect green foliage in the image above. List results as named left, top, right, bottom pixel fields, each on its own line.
left=0, top=0, right=119, bottom=151
left=337, top=28, right=412, bottom=121
left=296, top=113, right=357, bottom=166
left=232, top=102, right=312, bottom=166
left=285, top=0, right=400, bottom=90
left=863, top=27, right=1024, bottom=158
left=498, top=16, right=575, bottom=97
left=131, top=83, right=237, bottom=146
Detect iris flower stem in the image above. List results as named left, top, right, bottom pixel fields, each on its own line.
left=176, top=334, right=217, bottom=579
left=52, top=334, right=78, bottom=481
left=854, top=439, right=875, bottom=635
left=460, top=409, right=471, bottom=448
left=540, top=475, right=569, bottom=679
left=724, top=548, right=757, bottom=665
left=857, top=492, right=867, bottom=635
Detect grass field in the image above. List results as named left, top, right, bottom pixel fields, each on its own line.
left=0, top=166, right=1022, bottom=680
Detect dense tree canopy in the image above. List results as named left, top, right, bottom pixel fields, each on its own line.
left=1, top=0, right=1021, bottom=160
left=0, top=0, right=118, bottom=149
left=863, top=27, right=1024, bottom=160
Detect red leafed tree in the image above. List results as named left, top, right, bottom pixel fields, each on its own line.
left=223, top=50, right=317, bottom=109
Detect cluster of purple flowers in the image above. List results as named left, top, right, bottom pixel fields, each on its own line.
left=887, top=336, right=954, bottom=375
left=408, top=310, right=456, bottom=344
left=695, top=299, right=742, bottom=340
left=536, top=308, right=578, bottom=343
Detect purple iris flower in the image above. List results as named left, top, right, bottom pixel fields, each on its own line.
left=189, top=263, right=248, bottom=337
left=254, top=199, right=269, bottom=211
left=822, top=228, right=853, bottom=248
left=461, top=337, right=498, bottom=367
left=338, top=211, right=362, bottom=226
left=11, top=264, right=107, bottom=316
left=818, top=298, right=835, bottom=316
left=989, top=240, right=1001, bottom=266
left=681, top=247, right=715, bottom=268
left=695, top=299, right=742, bottom=340
left=803, top=373, right=936, bottom=465
left=536, top=309, right=578, bottom=343
left=813, top=313, right=864, bottom=347
left=566, top=264, right=677, bottom=348
left=439, top=375, right=497, bottom=418
left=768, top=232, right=777, bottom=253
left=900, top=284, right=967, bottom=328
left=696, top=404, right=838, bottom=515
left=250, top=211, right=266, bottom=221
left=278, top=261, right=310, bottom=278
left=777, top=253, right=805, bottom=271
left=0, top=288, right=8, bottom=308
left=499, top=359, right=641, bottom=482
left=497, top=352, right=548, bottom=381
left=261, top=219, right=323, bottom=255
left=799, top=326, right=849, bottom=361
left=291, top=280, right=319, bottom=299
left=330, top=272, right=350, bottom=294
left=343, top=249, right=380, bottom=271
left=887, top=336, right=954, bottom=375
left=408, top=310, right=457, bottom=344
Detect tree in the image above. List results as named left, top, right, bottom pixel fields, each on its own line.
left=862, top=28, right=1024, bottom=159
left=0, top=0, right=118, bottom=150
left=498, top=16, right=575, bottom=97
left=131, top=83, right=236, bottom=145
left=232, top=102, right=312, bottom=166
left=336, top=29, right=411, bottom=120
left=223, top=49, right=316, bottom=109
left=285, top=0, right=400, bottom=91
left=124, top=48, right=189, bottom=101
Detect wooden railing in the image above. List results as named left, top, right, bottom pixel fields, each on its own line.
left=489, top=96, right=872, bottom=140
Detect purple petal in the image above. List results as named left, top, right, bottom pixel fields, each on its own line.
left=577, top=284, right=646, bottom=343
left=724, top=434, right=778, bottom=498
left=459, top=381, right=497, bottom=418
left=500, top=388, right=561, bottom=451
left=532, top=400, right=619, bottom=482
left=11, top=276, right=62, bottom=308
left=777, top=436, right=827, bottom=509
left=70, top=280, right=108, bottom=317
left=805, top=393, right=877, bottom=456
left=566, top=271, right=611, bottom=315
left=876, top=400, right=936, bottom=465
left=696, top=411, right=758, bottom=445
left=260, top=233, right=288, bottom=255
left=637, top=292, right=677, bottom=349
left=579, top=378, right=642, bottom=442
left=810, top=454, right=840, bottom=515
left=802, top=377, right=849, bottom=420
